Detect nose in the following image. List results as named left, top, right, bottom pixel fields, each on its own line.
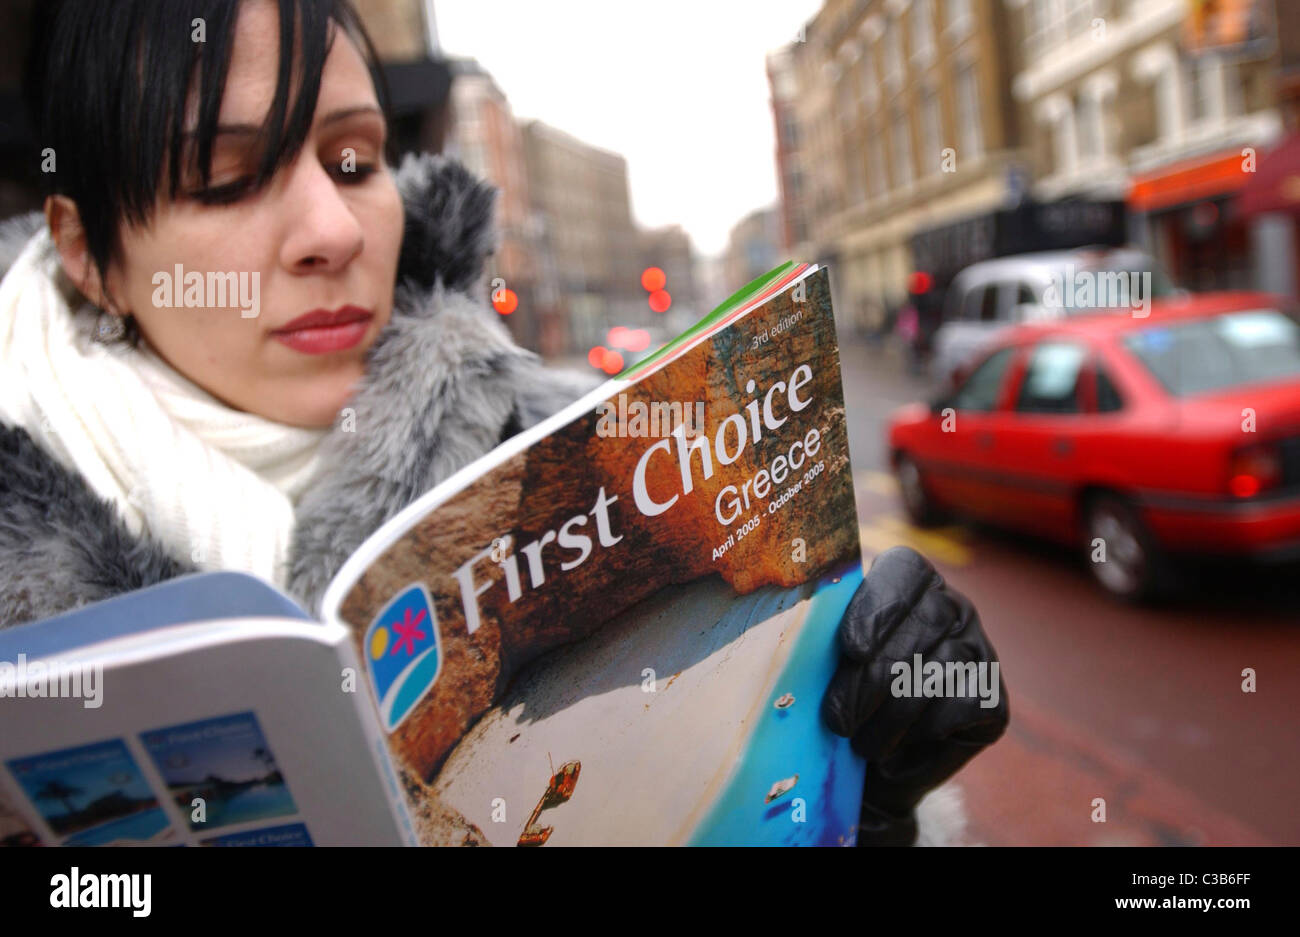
left=278, top=158, right=365, bottom=274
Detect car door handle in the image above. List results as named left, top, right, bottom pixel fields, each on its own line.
left=1052, top=437, right=1074, bottom=456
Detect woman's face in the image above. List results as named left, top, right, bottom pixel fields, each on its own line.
left=103, top=0, right=403, bottom=427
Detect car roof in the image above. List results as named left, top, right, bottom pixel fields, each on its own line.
left=953, top=247, right=1154, bottom=282
left=998, top=291, right=1288, bottom=345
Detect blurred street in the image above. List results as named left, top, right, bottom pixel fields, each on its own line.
left=839, top=334, right=1300, bottom=846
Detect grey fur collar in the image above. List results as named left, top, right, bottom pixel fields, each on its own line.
left=0, top=153, right=601, bottom=627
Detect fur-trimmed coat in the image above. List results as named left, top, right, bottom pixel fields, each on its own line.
left=0, top=154, right=602, bottom=628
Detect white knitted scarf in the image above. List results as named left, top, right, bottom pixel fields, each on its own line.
left=0, top=228, right=328, bottom=589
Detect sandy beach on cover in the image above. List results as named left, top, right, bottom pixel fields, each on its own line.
left=432, top=573, right=813, bottom=846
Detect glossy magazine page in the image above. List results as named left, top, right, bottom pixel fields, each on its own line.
left=324, top=265, right=868, bottom=845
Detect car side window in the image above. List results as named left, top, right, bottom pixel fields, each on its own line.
left=979, top=284, right=1000, bottom=322
left=951, top=347, right=1016, bottom=412
left=961, top=283, right=987, bottom=321
left=1016, top=342, right=1087, bottom=414
left=1095, top=366, right=1124, bottom=412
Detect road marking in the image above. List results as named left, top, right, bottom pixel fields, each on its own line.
left=855, top=469, right=899, bottom=496
left=859, top=515, right=972, bottom=567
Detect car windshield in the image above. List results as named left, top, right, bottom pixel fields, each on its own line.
left=1122, top=309, right=1300, bottom=396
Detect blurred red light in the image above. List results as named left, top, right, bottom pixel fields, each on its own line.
left=492, top=288, right=518, bottom=315
left=625, top=328, right=651, bottom=352
left=1229, top=474, right=1261, bottom=498
left=1229, top=445, right=1280, bottom=497
left=909, top=272, right=933, bottom=295
left=601, top=350, right=625, bottom=374
left=641, top=267, right=667, bottom=292
left=648, top=289, right=672, bottom=313
left=588, top=346, right=607, bottom=369
left=608, top=326, right=629, bottom=348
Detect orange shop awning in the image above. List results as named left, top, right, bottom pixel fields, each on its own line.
left=1127, top=150, right=1252, bottom=213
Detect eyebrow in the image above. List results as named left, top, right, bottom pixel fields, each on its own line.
left=182, top=105, right=386, bottom=139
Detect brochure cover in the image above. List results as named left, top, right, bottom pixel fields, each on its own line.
left=323, top=265, right=868, bottom=845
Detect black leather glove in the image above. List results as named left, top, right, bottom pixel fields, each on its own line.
left=822, top=546, right=1009, bottom=845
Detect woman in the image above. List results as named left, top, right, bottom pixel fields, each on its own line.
left=0, top=0, right=1006, bottom=845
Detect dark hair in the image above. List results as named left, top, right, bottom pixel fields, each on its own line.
left=24, top=0, right=390, bottom=344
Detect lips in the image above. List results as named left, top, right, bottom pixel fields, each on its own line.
left=272, top=305, right=374, bottom=355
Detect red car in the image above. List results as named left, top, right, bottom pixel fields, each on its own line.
left=888, top=292, right=1300, bottom=599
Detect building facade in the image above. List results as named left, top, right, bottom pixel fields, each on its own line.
left=444, top=59, right=565, bottom=357
left=1008, top=0, right=1285, bottom=293
left=768, top=45, right=808, bottom=252
left=639, top=224, right=702, bottom=335
left=780, top=0, right=1026, bottom=333
left=724, top=207, right=785, bottom=295
left=521, top=121, right=646, bottom=354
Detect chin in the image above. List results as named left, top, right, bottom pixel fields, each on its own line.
left=254, top=360, right=367, bottom=428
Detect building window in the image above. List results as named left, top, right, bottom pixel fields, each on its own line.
left=946, top=0, right=973, bottom=39
left=847, top=141, right=866, bottom=204
left=838, top=77, right=857, bottom=126
left=956, top=62, right=984, bottom=160
left=1078, top=91, right=1101, bottom=161
left=912, top=0, right=936, bottom=64
left=1185, top=54, right=1233, bottom=126
left=892, top=106, right=914, bottom=188
left=781, top=114, right=799, bottom=149
left=921, top=88, right=944, bottom=175
left=1065, top=0, right=1095, bottom=36
left=869, top=131, right=888, bottom=197
left=883, top=17, right=904, bottom=89
left=1027, top=0, right=1099, bottom=53
left=860, top=48, right=879, bottom=111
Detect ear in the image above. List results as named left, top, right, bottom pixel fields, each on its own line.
left=393, top=152, right=500, bottom=297
left=44, top=195, right=118, bottom=311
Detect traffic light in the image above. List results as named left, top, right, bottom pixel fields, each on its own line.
left=641, top=267, right=671, bottom=312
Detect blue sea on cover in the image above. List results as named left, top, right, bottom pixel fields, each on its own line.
left=688, top=559, right=865, bottom=846
left=64, top=807, right=172, bottom=845
left=200, top=784, right=298, bottom=829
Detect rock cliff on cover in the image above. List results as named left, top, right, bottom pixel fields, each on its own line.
left=339, top=271, right=859, bottom=781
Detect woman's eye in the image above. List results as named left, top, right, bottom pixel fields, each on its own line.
left=331, top=162, right=377, bottom=183
left=185, top=157, right=377, bottom=203
left=189, top=177, right=255, bottom=206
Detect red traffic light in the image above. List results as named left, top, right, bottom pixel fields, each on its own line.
left=492, top=288, right=519, bottom=315
left=641, top=267, right=666, bottom=292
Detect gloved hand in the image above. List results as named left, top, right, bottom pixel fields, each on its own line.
left=822, top=547, right=1009, bottom=845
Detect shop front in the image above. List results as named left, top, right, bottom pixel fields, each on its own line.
left=1128, top=149, right=1259, bottom=293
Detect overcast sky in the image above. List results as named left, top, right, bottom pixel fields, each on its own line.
left=432, top=0, right=823, bottom=257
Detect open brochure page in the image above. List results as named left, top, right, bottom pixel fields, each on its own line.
left=0, top=619, right=413, bottom=846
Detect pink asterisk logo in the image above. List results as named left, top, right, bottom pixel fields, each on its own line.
left=389, top=607, right=428, bottom=657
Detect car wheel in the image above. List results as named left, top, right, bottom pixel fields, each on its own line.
left=1083, top=493, right=1163, bottom=601
left=896, top=454, right=943, bottom=527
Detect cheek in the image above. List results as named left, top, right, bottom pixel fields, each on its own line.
left=363, top=177, right=405, bottom=274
